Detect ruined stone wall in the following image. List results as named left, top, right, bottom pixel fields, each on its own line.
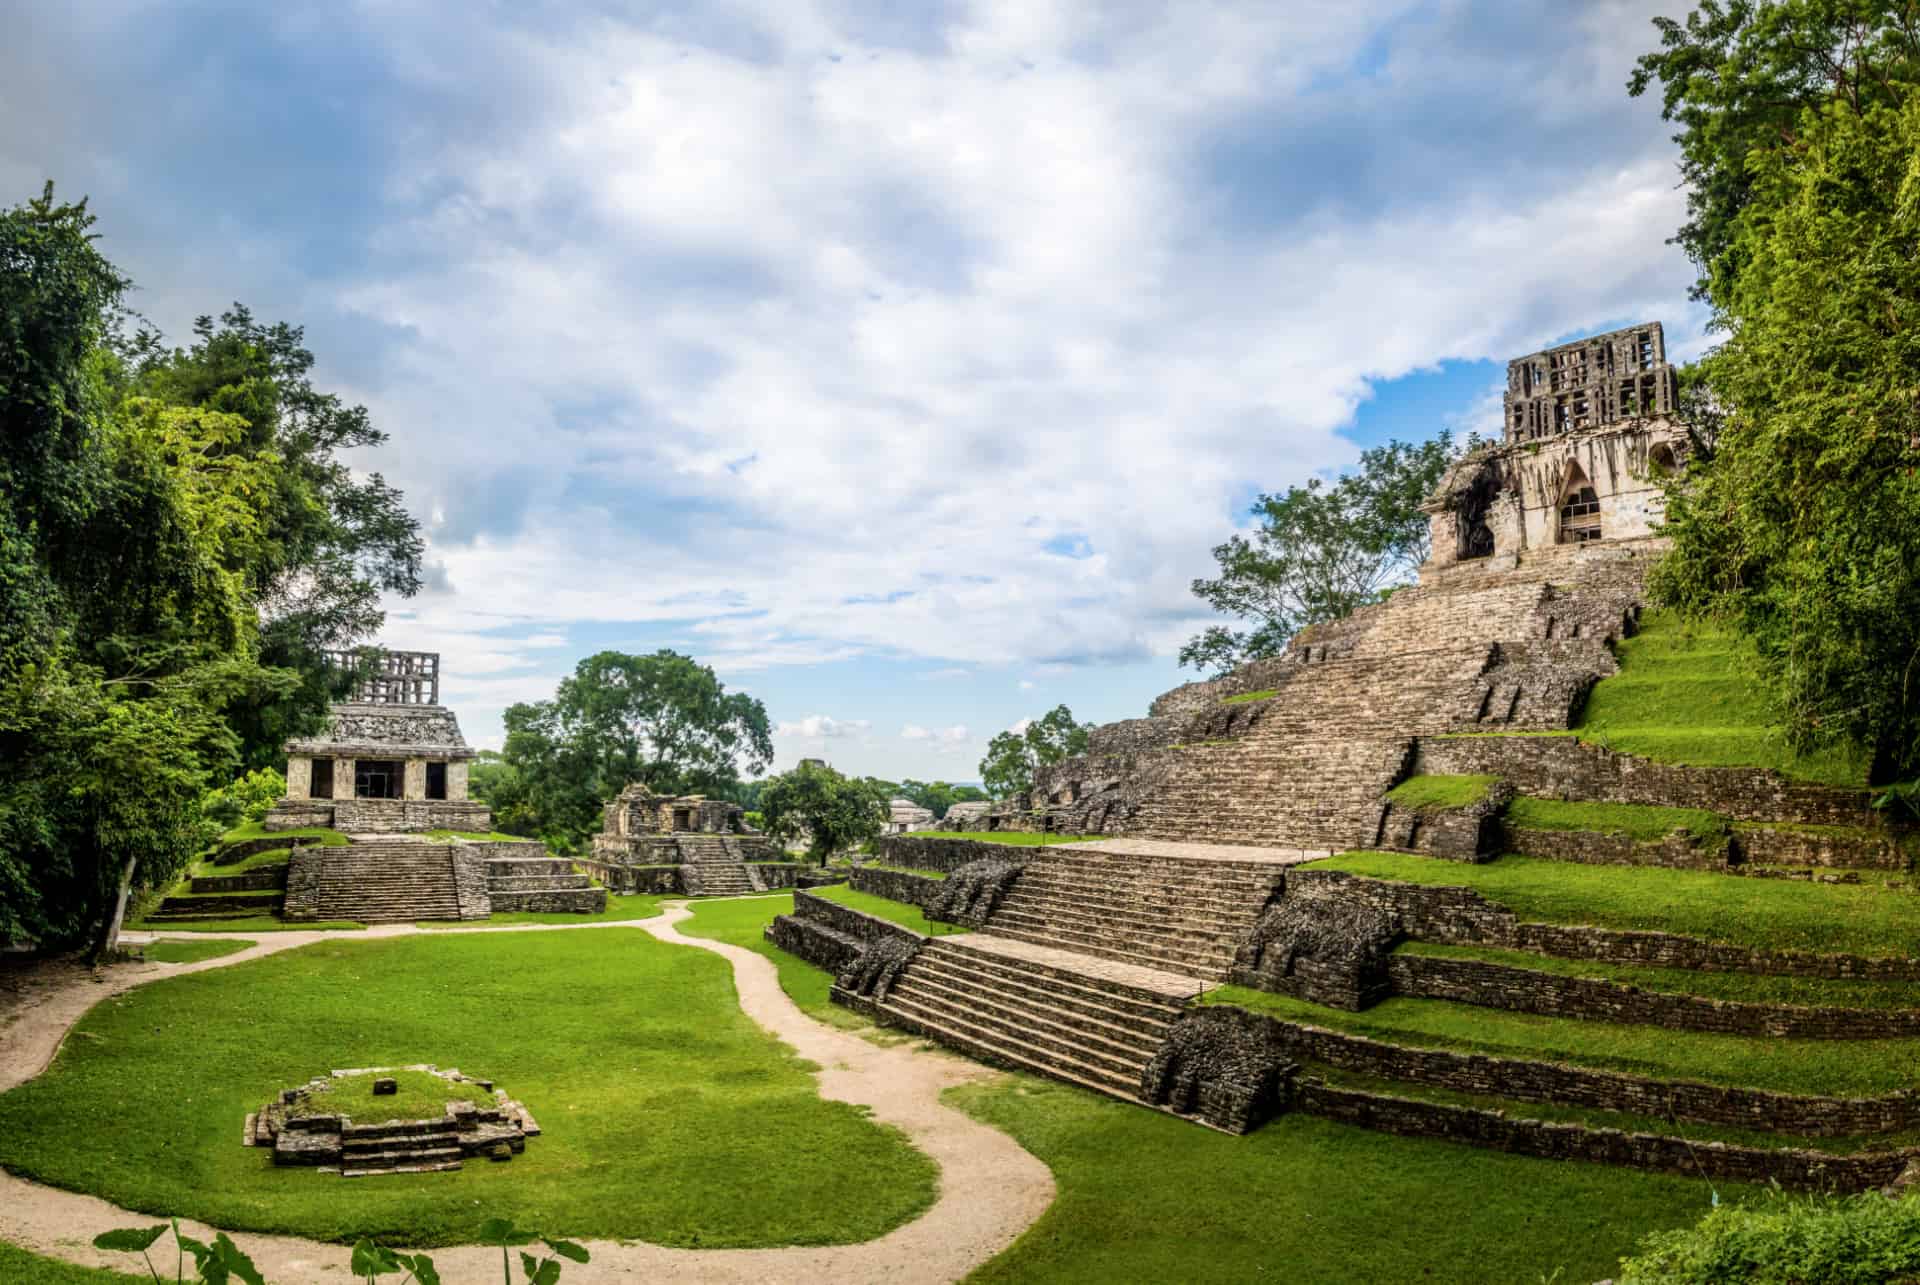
left=328, top=799, right=493, bottom=834
left=850, top=865, right=943, bottom=908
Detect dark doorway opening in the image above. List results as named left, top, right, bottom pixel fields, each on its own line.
left=311, top=758, right=334, bottom=800
left=426, top=761, right=447, bottom=801
left=355, top=759, right=403, bottom=800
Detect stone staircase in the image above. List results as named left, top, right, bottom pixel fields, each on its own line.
left=977, top=845, right=1287, bottom=980
left=875, top=935, right=1202, bottom=1101
left=339, top=1120, right=464, bottom=1177
left=484, top=854, right=606, bottom=914
left=310, top=842, right=463, bottom=922
left=674, top=832, right=758, bottom=896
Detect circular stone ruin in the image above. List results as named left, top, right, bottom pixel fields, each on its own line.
left=244, top=1064, right=540, bottom=1177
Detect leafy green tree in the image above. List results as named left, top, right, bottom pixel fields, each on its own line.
left=499, top=650, right=773, bottom=849
left=1649, top=84, right=1920, bottom=781
left=118, top=306, right=425, bottom=769
left=1180, top=435, right=1454, bottom=675
left=1629, top=1, right=1920, bottom=306
left=979, top=705, right=1091, bottom=799
left=757, top=760, right=890, bottom=861
left=891, top=779, right=988, bottom=819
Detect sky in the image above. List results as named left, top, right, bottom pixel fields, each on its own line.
left=0, top=0, right=1713, bottom=783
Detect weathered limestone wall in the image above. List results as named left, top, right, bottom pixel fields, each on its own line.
left=850, top=865, right=942, bottom=908
left=286, top=756, right=312, bottom=800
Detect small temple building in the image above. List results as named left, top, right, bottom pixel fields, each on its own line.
left=1422, top=321, right=1689, bottom=570
left=590, top=783, right=767, bottom=862
left=264, top=649, right=492, bottom=834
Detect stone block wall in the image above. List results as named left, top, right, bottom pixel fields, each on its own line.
left=850, top=865, right=942, bottom=908
left=1735, top=825, right=1907, bottom=871
left=875, top=835, right=1031, bottom=874
left=1502, top=825, right=1727, bottom=870
left=328, top=799, right=493, bottom=834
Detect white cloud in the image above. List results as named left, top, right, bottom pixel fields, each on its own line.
left=778, top=715, right=871, bottom=740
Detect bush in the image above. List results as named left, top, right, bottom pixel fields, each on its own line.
left=1617, top=1189, right=1920, bottom=1285
left=201, top=768, right=285, bottom=830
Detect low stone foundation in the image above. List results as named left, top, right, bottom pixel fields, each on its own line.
left=875, top=835, right=1037, bottom=874
left=264, top=799, right=493, bottom=834
left=1503, top=824, right=1729, bottom=870
left=849, top=865, right=943, bottom=908
left=246, top=1065, right=539, bottom=1177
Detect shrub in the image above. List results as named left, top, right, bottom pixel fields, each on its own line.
left=1616, top=1189, right=1920, bottom=1285
left=201, top=768, right=286, bottom=830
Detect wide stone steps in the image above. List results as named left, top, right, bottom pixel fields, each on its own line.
left=983, top=922, right=1234, bottom=979
left=686, top=862, right=756, bottom=895
left=914, top=944, right=1188, bottom=1022
left=986, top=900, right=1247, bottom=951
left=893, top=967, right=1167, bottom=1058
left=882, top=998, right=1148, bottom=1100
left=883, top=987, right=1150, bottom=1082
left=314, top=844, right=463, bottom=921
left=994, top=885, right=1255, bottom=929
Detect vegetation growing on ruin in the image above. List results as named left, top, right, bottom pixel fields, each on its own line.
left=1396, top=941, right=1920, bottom=1011
left=1384, top=774, right=1496, bottom=810
left=1575, top=612, right=1868, bottom=786
left=212, top=822, right=349, bottom=850
left=926, top=831, right=1101, bottom=846
left=0, top=929, right=936, bottom=1248
left=423, top=829, right=530, bottom=843
left=188, top=849, right=293, bottom=876
left=948, top=1074, right=1736, bottom=1285
left=1218, top=688, right=1278, bottom=705
left=1504, top=796, right=1729, bottom=844
left=809, top=883, right=967, bottom=936
left=285, top=1069, right=497, bottom=1128
left=1616, top=1188, right=1920, bottom=1285
left=411, top=894, right=668, bottom=929
left=140, top=938, right=254, bottom=965
left=1310, top=852, right=1920, bottom=958
left=1201, top=985, right=1920, bottom=1098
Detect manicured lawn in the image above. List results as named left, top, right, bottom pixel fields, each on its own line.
left=0, top=1242, right=142, bottom=1284
left=809, top=883, right=968, bottom=936
left=1398, top=941, right=1920, bottom=1010
left=141, top=938, right=254, bottom=964
left=412, top=895, right=669, bottom=929
left=679, top=893, right=868, bottom=1029
left=0, top=929, right=935, bottom=1248
left=1384, top=774, right=1497, bottom=809
left=125, top=916, right=366, bottom=933
left=1505, top=796, right=1728, bottom=843
left=191, top=848, right=294, bottom=876
left=925, top=832, right=1101, bottom=846
left=1311, top=852, right=1920, bottom=958
left=950, top=1074, right=1741, bottom=1285
left=1202, top=985, right=1920, bottom=1098
left=1575, top=610, right=1868, bottom=787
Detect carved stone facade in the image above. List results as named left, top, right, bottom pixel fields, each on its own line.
left=589, top=783, right=774, bottom=866
left=265, top=649, right=488, bottom=835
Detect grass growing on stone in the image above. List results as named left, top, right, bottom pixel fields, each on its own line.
left=864, top=862, right=950, bottom=879
left=809, top=883, right=968, bottom=936
left=191, top=848, right=293, bottom=876
left=928, top=832, right=1100, bottom=846
left=1384, top=774, right=1497, bottom=810
left=287, top=1068, right=498, bottom=1127
left=216, top=823, right=349, bottom=848
left=412, top=895, right=669, bottom=929
left=0, top=1242, right=144, bottom=1284
left=1201, top=985, right=1920, bottom=1098
left=1310, top=851, right=1920, bottom=958
left=1396, top=941, right=1920, bottom=1010
left=1575, top=610, right=1869, bottom=787
left=141, top=938, right=255, bottom=964
left=1504, top=796, right=1729, bottom=843
left=0, top=928, right=936, bottom=1248
left=424, top=829, right=532, bottom=843
left=1219, top=688, right=1279, bottom=705
left=949, top=1073, right=1744, bottom=1285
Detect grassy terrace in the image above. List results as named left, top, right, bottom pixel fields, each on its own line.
left=140, top=938, right=254, bottom=964
left=1384, top=773, right=1496, bottom=809
left=289, top=1068, right=497, bottom=1126
left=424, top=828, right=531, bottom=843
left=190, top=847, right=295, bottom=876
left=414, top=894, right=669, bottom=929
left=1398, top=941, right=1920, bottom=1011
left=1310, top=852, right=1920, bottom=958
left=1203, top=985, right=1920, bottom=1099
left=808, top=883, right=966, bottom=936
left=863, top=862, right=949, bottom=879
left=0, top=927, right=935, bottom=1248
left=1573, top=610, right=1869, bottom=787
left=213, top=822, right=350, bottom=849
left=912, top=831, right=1102, bottom=846
left=1504, top=796, right=1729, bottom=843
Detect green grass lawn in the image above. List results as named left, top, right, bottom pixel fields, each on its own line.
left=0, top=929, right=936, bottom=1248
left=809, top=883, right=968, bottom=936
left=1311, top=852, right=1920, bottom=957
left=1504, top=796, right=1728, bottom=843
left=1397, top=941, right=1920, bottom=1010
left=124, top=915, right=367, bottom=933
left=950, top=1074, right=1744, bottom=1285
left=190, top=848, right=294, bottom=877
left=412, top=894, right=669, bottom=929
left=0, top=1242, right=143, bottom=1284
left=864, top=862, right=949, bottom=879
left=1575, top=610, right=1869, bottom=787
left=140, top=938, right=254, bottom=964
left=678, top=893, right=871, bottom=1029
left=215, top=823, right=349, bottom=849
left=424, top=829, right=534, bottom=843
left=1202, top=985, right=1920, bottom=1099
left=928, top=832, right=1101, bottom=846
left=1384, top=774, right=1497, bottom=809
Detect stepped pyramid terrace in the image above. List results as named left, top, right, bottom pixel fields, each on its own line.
left=773, top=322, right=1920, bottom=1191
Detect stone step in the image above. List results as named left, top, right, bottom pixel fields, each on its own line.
left=989, top=893, right=1250, bottom=940
left=1005, top=879, right=1267, bottom=917
left=1024, top=857, right=1285, bottom=887
left=983, top=924, right=1234, bottom=980
left=911, top=952, right=1182, bottom=1031
left=892, top=968, right=1165, bottom=1059
left=487, top=889, right=607, bottom=913
left=922, top=938, right=1201, bottom=1007
left=486, top=875, right=593, bottom=892
left=877, top=995, right=1147, bottom=1099
left=881, top=988, right=1150, bottom=1083
left=341, top=1119, right=467, bottom=1142
left=983, top=908, right=1240, bottom=970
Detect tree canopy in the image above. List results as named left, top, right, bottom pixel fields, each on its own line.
left=979, top=705, right=1091, bottom=799
left=491, top=650, right=774, bottom=850
left=757, top=760, right=891, bottom=861
left=1179, top=436, right=1454, bottom=675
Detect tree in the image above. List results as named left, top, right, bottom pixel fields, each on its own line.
left=1648, top=84, right=1920, bottom=781
left=892, top=779, right=989, bottom=819
left=979, top=706, right=1091, bottom=799
left=1628, top=1, right=1920, bottom=306
left=757, top=761, right=890, bottom=862
left=1180, top=435, right=1454, bottom=675
left=119, top=305, right=426, bottom=769
left=497, top=650, right=773, bottom=850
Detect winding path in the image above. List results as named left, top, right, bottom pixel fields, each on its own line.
left=0, top=903, right=1055, bottom=1283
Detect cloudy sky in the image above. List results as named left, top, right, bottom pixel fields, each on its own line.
left=2, top=0, right=1709, bottom=781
